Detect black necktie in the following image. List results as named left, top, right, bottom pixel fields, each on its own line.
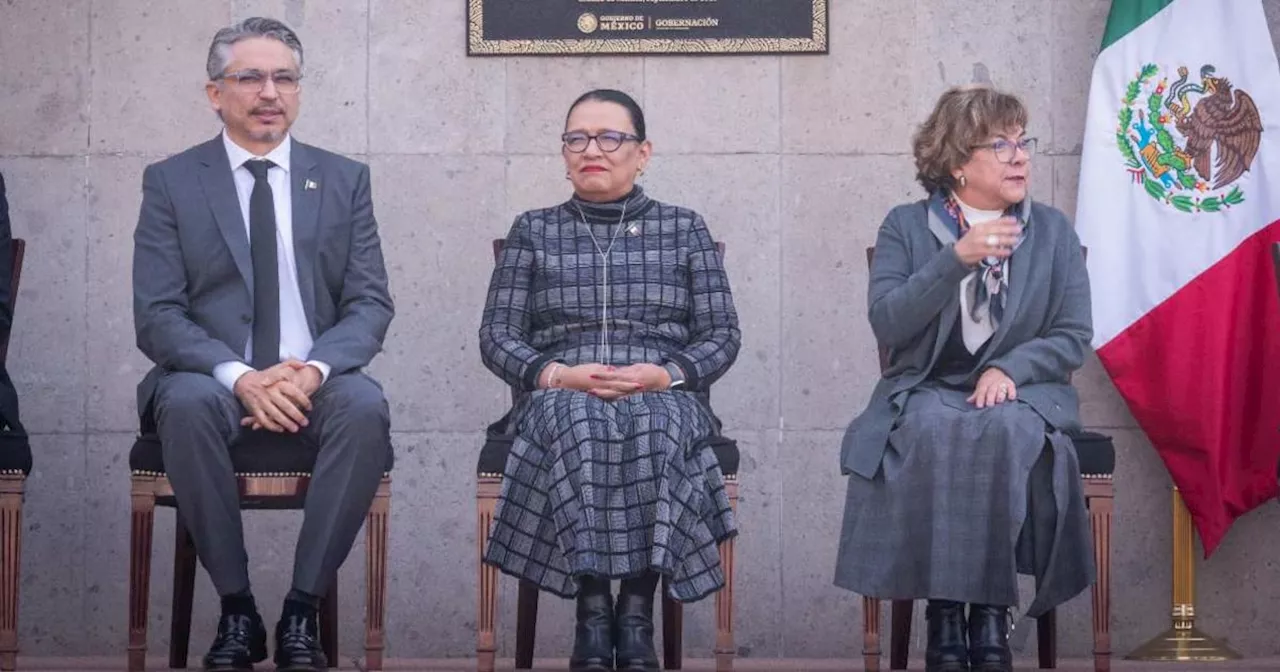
left=244, top=159, right=280, bottom=370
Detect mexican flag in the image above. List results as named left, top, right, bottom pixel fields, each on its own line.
left=1076, top=0, right=1280, bottom=555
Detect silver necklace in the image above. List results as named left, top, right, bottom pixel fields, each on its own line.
left=573, top=201, right=630, bottom=362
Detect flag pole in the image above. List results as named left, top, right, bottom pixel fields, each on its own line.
left=1125, top=487, right=1241, bottom=661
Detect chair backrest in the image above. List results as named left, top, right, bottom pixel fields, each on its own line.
left=865, top=246, right=892, bottom=373
left=863, top=243, right=1089, bottom=375
left=1271, top=243, right=1280, bottom=306
left=0, top=238, right=26, bottom=366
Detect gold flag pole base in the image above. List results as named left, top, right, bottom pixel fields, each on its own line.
left=1125, top=488, right=1241, bottom=662
left=1125, top=623, right=1242, bottom=661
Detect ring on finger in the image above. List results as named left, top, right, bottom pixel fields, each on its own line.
left=986, top=234, right=999, bottom=246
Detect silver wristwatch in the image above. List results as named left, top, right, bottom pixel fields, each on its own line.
left=663, top=362, right=686, bottom=389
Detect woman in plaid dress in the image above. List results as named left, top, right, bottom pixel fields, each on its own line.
left=479, top=90, right=741, bottom=672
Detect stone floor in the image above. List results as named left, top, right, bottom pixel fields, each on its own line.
left=12, top=659, right=1280, bottom=672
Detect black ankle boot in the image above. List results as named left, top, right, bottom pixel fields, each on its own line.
left=614, top=573, right=660, bottom=672
left=925, top=600, right=969, bottom=672
left=571, top=576, right=614, bottom=672
left=968, top=604, right=1012, bottom=672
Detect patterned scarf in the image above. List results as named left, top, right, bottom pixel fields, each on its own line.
left=933, top=191, right=1025, bottom=328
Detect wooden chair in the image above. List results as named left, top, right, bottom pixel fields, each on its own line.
left=1272, top=243, right=1280, bottom=482
left=0, top=239, right=28, bottom=672
left=476, top=239, right=740, bottom=672
left=859, top=246, right=1114, bottom=672
left=127, top=427, right=393, bottom=670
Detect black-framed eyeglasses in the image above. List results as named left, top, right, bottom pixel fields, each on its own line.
left=215, top=69, right=303, bottom=95
left=974, top=137, right=1037, bottom=163
left=562, top=130, right=640, bottom=153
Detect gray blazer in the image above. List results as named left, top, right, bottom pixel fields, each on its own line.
left=840, top=197, right=1092, bottom=479
left=132, top=136, right=394, bottom=418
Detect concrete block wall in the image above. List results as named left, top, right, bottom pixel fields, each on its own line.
left=3, top=0, right=1280, bottom=660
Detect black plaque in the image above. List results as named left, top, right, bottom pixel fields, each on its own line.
left=467, top=0, right=827, bottom=55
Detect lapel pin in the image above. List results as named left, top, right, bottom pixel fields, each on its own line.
left=304, top=179, right=318, bottom=191
left=627, top=224, right=640, bottom=235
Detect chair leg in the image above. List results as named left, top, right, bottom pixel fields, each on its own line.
left=320, top=577, right=338, bottom=668
left=1037, top=608, right=1057, bottom=669
left=129, top=476, right=158, bottom=672
left=662, top=576, right=683, bottom=670
left=515, top=580, right=540, bottom=669
left=364, top=477, right=390, bottom=672
left=168, top=518, right=198, bottom=669
left=889, top=600, right=913, bottom=670
left=861, top=597, right=880, bottom=672
left=1086, top=478, right=1114, bottom=672
left=476, top=476, right=501, bottom=672
left=0, top=475, right=24, bottom=672
left=713, top=479, right=738, bottom=672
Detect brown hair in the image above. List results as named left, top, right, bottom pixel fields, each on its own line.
left=911, top=84, right=1029, bottom=193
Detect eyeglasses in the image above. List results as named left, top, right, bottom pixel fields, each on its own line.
left=215, top=69, right=303, bottom=95
left=561, top=130, right=640, bottom=153
left=974, top=137, right=1037, bottom=163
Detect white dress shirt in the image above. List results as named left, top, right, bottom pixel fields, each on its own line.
left=212, top=131, right=331, bottom=392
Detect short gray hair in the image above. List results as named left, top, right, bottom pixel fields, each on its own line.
left=206, top=17, right=304, bottom=80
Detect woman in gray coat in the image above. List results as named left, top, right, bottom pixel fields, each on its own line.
left=834, top=85, right=1094, bottom=672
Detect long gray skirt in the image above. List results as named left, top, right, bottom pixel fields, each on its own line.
left=483, top=389, right=737, bottom=601
left=833, top=386, right=1094, bottom=617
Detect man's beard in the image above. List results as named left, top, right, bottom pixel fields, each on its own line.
left=248, top=128, right=286, bottom=143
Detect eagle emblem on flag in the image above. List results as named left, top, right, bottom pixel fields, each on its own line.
left=1117, top=63, right=1263, bottom=212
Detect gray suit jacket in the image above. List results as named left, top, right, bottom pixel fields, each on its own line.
left=132, top=136, right=394, bottom=419
left=840, top=197, right=1092, bottom=479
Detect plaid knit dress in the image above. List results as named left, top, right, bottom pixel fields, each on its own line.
left=479, top=186, right=741, bottom=601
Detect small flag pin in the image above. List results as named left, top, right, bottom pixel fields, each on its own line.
left=304, top=179, right=318, bottom=190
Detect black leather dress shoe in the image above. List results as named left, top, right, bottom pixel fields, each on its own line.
left=613, top=588, right=659, bottom=672
left=968, top=604, right=1013, bottom=672
left=273, top=613, right=327, bottom=672
left=925, top=600, right=969, bottom=672
left=570, top=576, right=614, bottom=672
left=202, top=613, right=268, bottom=672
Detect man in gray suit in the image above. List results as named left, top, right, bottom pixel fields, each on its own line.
left=132, top=17, right=393, bottom=672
